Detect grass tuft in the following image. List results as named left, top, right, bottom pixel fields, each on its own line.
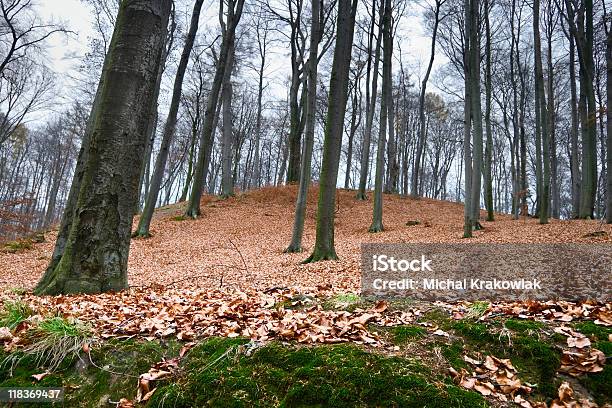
left=465, top=301, right=490, bottom=319
left=0, top=299, right=32, bottom=329
left=2, top=239, right=33, bottom=253
left=2, top=316, right=91, bottom=374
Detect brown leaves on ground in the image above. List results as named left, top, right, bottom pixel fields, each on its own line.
left=0, top=288, right=416, bottom=348
left=441, top=299, right=612, bottom=327
left=450, top=355, right=604, bottom=408
left=136, top=357, right=181, bottom=403
left=1, top=185, right=610, bottom=292
left=559, top=349, right=607, bottom=377
left=449, top=354, right=536, bottom=406
left=550, top=326, right=607, bottom=377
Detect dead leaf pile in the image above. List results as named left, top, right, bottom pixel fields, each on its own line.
left=1, top=289, right=417, bottom=348
left=552, top=326, right=607, bottom=377
left=449, top=354, right=537, bottom=407
left=437, top=300, right=612, bottom=326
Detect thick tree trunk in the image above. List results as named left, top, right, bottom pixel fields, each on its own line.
left=35, top=0, right=171, bottom=295
left=285, top=0, right=321, bottom=253
left=462, top=0, right=473, bottom=238
left=185, top=0, right=244, bottom=218
left=356, top=0, right=383, bottom=200
left=369, top=0, right=391, bottom=233
left=567, top=30, right=581, bottom=217
left=304, top=0, right=357, bottom=262
left=468, top=0, right=483, bottom=230
left=567, top=0, right=597, bottom=218
left=135, top=0, right=204, bottom=237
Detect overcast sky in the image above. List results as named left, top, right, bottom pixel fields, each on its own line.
left=35, top=0, right=447, bottom=122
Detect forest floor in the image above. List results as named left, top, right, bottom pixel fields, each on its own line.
left=0, top=185, right=610, bottom=407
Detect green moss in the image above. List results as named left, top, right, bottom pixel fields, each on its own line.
left=391, top=325, right=426, bottom=343
left=573, top=321, right=612, bottom=341
left=170, top=215, right=188, bottom=221
left=418, top=308, right=453, bottom=330
left=0, top=299, right=32, bottom=329
left=452, top=321, right=496, bottom=343
left=579, top=363, right=611, bottom=405
left=445, top=319, right=560, bottom=400
left=440, top=342, right=469, bottom=370
left=503, top=319, right=544, bottom=333
left=2, top=239, right=33, bottom=253
left=153, top=338, right=488, bottom=408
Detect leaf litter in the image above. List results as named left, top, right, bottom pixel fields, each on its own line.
left=0, top=186, right=610, bottom=406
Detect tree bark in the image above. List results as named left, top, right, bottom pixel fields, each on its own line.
left=285, top=0, right=322, bottom=253
left=356, top=0, right=384, bottom=200
left=344, top=77, right=361, bottom=189
left=135, top=0, right=204, bottom=237
left=221, top=44, right=235, bottom=198
left=483, top=0, right=494, bottom=221
left=468, top=0, right=483, bottom=230
left=462, top=0, right=473, bottom=238
left=534, top=0, right=550, bottom=224
left=304, top=0, right=357, bottom=262
left=607, top=22, right=611, bottom=222
left=185, top=0, right=245, bottom=218
left=412, top=0, right=442, bottom=197
left=35, top=0, right=171, bottom=295
left=369, top=0, right=391, bottom=233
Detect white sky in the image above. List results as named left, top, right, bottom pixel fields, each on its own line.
left=35, top=0, right=447, bottom=121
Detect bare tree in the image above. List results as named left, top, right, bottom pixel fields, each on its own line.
left=35, top=0, right=172, bottom=295
left=304, top=0, right=357, bottom=262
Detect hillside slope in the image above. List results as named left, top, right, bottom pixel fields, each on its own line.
left=1, top=185, right=610, bottom=292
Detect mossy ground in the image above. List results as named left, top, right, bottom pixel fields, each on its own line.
left=0, top=301, right=609, bottom=407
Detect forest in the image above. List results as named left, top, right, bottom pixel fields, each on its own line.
left=0, top=0, right=610, bottom=406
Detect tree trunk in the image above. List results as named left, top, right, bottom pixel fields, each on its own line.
left=533, top=0, right=549, bottom=224
left=369, top=0, right=391, bottom=233
left=252, top=29, right=267, bottom=189
left=135, top=0, right=204, bottom=237
left=35, top=0, right=171, bottom=295
left=221, top=44, right=235, bottom=198
left=468, top=0, right=483, bottom=230
left=607, top=23, right=611, bottom=222
left=567, top=0, right=597, bottom=218
left=285, top=0, right=322, bottom=253
left=185, top=0, right=245, bottom=218
left=304, top=0, right=357, bottom=262
left=412, top=0, right=441, bottom=197
left=356, top=0, right=383, bottom=200
left=344, top=84, right=359, bottom=189
left=462, top=0, right=473, bottom=237
left=547, top=17, right=559, bottom=219
left=385, top=58, right=398, bottom=193
left=483, top=0, right=494, bottom=221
